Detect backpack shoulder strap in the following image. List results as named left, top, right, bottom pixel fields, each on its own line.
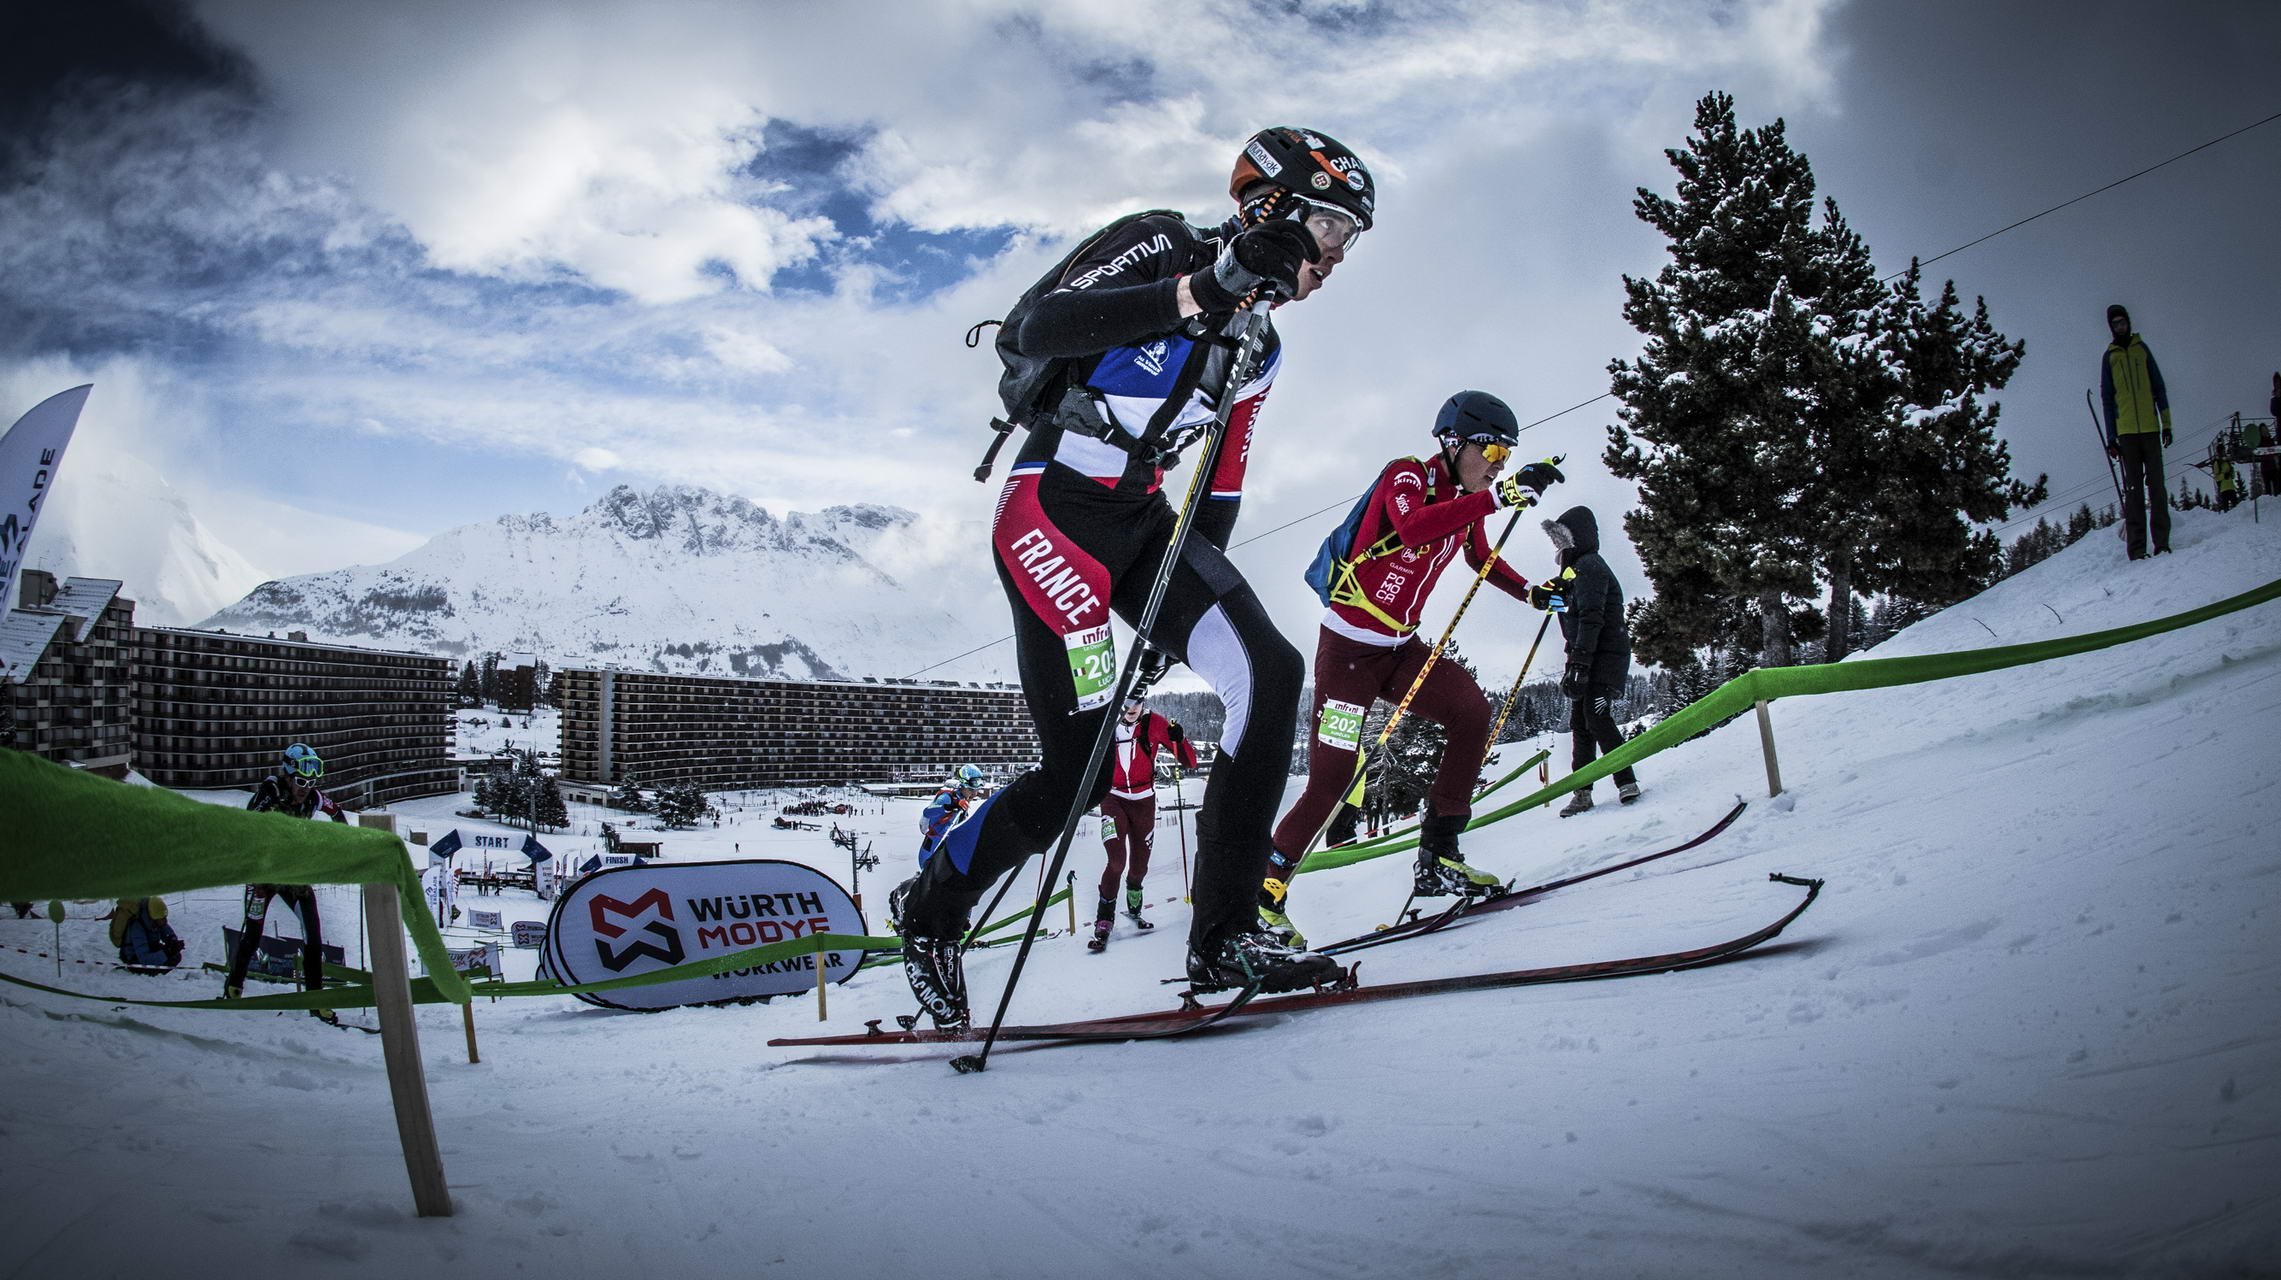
left=1352, top=457, right=1425, bottom=561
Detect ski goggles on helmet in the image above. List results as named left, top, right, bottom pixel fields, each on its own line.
left=1458, top=436, right=1512, bottom=465
left=284, top=744, right=325, bottom=779
left=1295, top=198, right=1363, bottom=252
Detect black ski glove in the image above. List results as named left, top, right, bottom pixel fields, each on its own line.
left=1132, top=645, right=1175, bottom=695
left=1560, top=661, right=1591, bottom=701
left=1528, top=582, right=1567, bottom=613
left=1165, top=721, right=1185, bottom=744
left=1511, top=457, right=1565, bottom=492
left=1189, top=219, right=1320, bottom=313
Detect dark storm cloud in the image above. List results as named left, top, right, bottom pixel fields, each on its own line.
left=0, top=0, right=253, bottom=166
left=1801, top=0, right=2281, bottom=523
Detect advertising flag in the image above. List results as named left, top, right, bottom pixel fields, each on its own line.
left=0, top=385, right=93, bottom=607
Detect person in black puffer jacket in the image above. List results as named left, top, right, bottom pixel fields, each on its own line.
left=1540, top=507, right=1639, bottom=816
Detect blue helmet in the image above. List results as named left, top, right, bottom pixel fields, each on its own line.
left=1433, top=390, right=1519, bottom=448
left=282, top=743, right=324, bottom=779
left=954, top=764, right=984, bottom=790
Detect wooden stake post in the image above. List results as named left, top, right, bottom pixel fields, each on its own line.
left=1755, top=699, right=1784, bottom=798
left=362, top=880, right=453, bottom=1217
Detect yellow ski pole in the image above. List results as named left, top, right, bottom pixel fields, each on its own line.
left=1308, top=505, right=1527, bottom=855
left=1482, top=611, right=1556, bottom=753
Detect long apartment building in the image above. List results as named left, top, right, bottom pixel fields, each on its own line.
left=134, top=626, right=457, bottom=807
left=558, top=668, right=1039, bottom=790
left=1, top=571, right=136, bottom=776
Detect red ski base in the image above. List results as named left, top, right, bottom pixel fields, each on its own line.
left=768, top=873, right=1821, bottom=1057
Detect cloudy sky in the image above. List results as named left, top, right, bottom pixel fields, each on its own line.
left=4, top=0, right=2275, bottom=676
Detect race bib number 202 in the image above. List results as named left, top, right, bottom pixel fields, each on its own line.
left=1066, top=623, right=1116, bottom=711
left=1317, top=698, right=1365, bottom=752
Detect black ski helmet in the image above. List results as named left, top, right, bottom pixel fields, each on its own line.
left=1433, top=390, right=1519, bottom=448
left=1229, top=126, right=1376, bottom=231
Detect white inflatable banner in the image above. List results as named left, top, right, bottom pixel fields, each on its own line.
left=543, top=858, right=867, bottom=1010
left=0, top=385, right=91, bottom=611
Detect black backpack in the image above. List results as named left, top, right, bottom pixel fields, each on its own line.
left=968, top=208, right=1183, bottom=481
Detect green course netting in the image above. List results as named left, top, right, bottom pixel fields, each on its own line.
left=1328, top=747, right=1550, bottom=858
left=10, top=574, right=2274, bottom=1012
left=0, top=751, right=470, bottom=1003
left=1301, top=573, right=2281, bottom=874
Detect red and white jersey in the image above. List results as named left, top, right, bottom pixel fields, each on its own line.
left=1324, top=452, right=1533, bottom=646
left=1108, top=711, right=1201, bottom=799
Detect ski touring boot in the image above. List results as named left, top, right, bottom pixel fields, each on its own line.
left=1414, top=815, right=1504, bottom=899
left=1187, top=926, right=1339, bottom=995
left=1124, top=886, right=1154, bottom=931
left=900, top=934, right=970, bottom=1031
left=1256, top=878, right=1307, bottom=950
left=1617, top=780, right=1642, bottom=806
left=1088, top=898, right=1115, bottom=953
left=1558, top=787, right=1594, bottom=818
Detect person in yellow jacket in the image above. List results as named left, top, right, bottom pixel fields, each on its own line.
left=108, top=897, right=184, bottom=974
left=2210, top=442, right=2239, bottom=512
left=2098, top=303, right=2173, bottom=559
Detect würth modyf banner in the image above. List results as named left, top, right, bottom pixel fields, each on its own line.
left=542, top=859, right=866, bottom=1010
left=0, top=385, right=92, bottom=616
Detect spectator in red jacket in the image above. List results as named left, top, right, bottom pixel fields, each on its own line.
left=1087, top=693, right=1199, bottom=950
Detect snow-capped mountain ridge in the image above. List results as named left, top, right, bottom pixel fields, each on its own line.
left=197, top=484, right=1008, bottom=681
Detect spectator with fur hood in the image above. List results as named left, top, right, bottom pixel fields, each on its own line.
left=1542, top=506, right=1640, bottom=816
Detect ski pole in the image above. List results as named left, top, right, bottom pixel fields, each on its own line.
left=954, top=299, right=1275, bottom=1076
left=2085, top=389, right=2127, bottom=521
left=1172, top=768, right=1192, bottom=903
left=1300, top=505, right=1528, bottom=860
left=1481, top=611, right=1555, bottom=755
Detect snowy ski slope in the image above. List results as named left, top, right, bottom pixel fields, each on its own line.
left=1, top=506, right=2275, bottom=1278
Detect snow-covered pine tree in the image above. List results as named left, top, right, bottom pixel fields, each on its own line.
left=653, top=782, right=706, bottom=830
left=2004, top=517, right=2064, bottom=579
left=455, top=661, right=480, bottom=707
left=1367, top=646, right=1484, bottom=822
left=1607, top=92, right=1860, bottom=671
left=478, top=651, right=501, bottom=706
left=1831, top=265, right=2044, bottom=643
left=530, top=776, right=569, bottom=832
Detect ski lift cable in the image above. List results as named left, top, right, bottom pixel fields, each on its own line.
left=906, top=113, right=2281, bottom=679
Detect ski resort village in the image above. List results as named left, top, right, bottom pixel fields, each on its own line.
left=4, top=4, right=2277, bottom=1278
